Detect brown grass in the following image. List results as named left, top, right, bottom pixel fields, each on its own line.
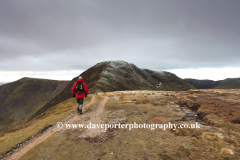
left=231, top=117, right=240, bottom=124
left=151, top=101, right=159, bottom=106
left=3, top=90, right=240, bottom=160
left=149, top=117, right=164, bottom=123
left=202, top=132, right=221, bottom=141
left=159, top=100, right=168, bottom=105
left=0, top=96, right=92, bottom=155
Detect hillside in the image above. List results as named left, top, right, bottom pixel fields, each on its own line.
left=95, top=61, right=196, bottom=92
left=1, top=89, right=240, bottom=159
left=185, top=78, right=240, bottom=89
left=29, top=60, right=196, bottom=121
left=2, top=61, right=240, bottom=159
left=27, top=61, right=110, bottom=121
left=0, top=78, right=69, bottom=132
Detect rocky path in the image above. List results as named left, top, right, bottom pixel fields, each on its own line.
left=79, top=95, right=110, bottom=138
left=6, top=94, right=110, bottom=160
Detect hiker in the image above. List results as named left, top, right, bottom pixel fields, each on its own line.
left=72, top=76, right=88, bottom=115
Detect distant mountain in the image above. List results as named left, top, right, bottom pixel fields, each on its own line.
left=0, top=78, right=69, bottom=132
left=29, top=60, right=196, bottom=121
left=185, top=78, right=240, bottom=89
left=90, top=61, right=196, bottom=92
left=184, top=79, right=217, bottom=89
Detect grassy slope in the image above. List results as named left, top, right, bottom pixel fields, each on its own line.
left=28, top=61, right=110, bottom=122
left=0, top=79, right=24, bottom=131
left=20, top=90, right=240, bottom=160
left=0, top=95, right=92, bottom=155
left=0, top=78, right=69, bottom=133
left=215, top=78, right=240, bottom=89
left=146, top=71, right=196, bottom=91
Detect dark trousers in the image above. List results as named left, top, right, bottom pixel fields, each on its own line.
left=76, top=98, right=84, bottom=110
left=77, top=98, right=83, bottom=104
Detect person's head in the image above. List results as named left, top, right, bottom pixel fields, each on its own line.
left=79, top=76, right=82, bottom=79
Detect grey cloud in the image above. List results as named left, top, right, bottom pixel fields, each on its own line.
left=0, top=0, right=240, bottom=71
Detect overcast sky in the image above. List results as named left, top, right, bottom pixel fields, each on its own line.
left=0, top=0, right=240, bottom=82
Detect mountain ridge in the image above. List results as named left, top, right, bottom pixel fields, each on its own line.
left=90, top=60, right=196, bottom=92
left=28, top=60, right=196, bottom=121
left=185, top=78, right=240, bottom=89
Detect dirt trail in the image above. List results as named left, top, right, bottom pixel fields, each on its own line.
left=6, top=94, right=108, bottom=160
left=79, top=95, right=110, bottom=138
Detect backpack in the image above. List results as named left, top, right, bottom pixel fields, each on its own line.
left=75, top=81, right=84, bottom=94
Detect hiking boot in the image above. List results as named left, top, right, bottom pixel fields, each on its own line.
left=77, top=108, right=80, bottom=113
left=79, top=110, right=82, bottom=115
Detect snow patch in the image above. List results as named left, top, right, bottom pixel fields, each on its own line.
left=156, top=71, right=166, bottom=76
left=109, top=60, right=133, bottom=70
left=156, top=81, right=162, bottom=88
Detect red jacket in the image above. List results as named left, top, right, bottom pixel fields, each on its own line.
left=72, top=79, right=88, bottom=99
